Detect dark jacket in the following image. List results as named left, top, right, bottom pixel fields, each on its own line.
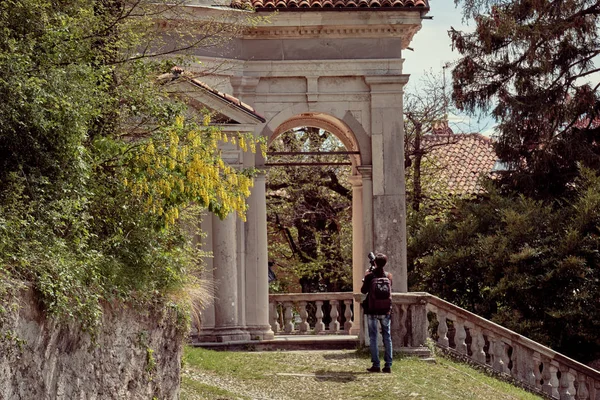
left=361, top=267, right=392, bottom=315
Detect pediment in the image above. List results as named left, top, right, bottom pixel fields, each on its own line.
left=160, top=71, right=265, bottom=126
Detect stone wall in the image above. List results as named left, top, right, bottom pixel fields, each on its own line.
left=0, top=285, right=183, bottom=400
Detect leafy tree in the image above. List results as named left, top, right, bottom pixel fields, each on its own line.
left=266, top=128, right=353, bottom=293
left=0, top=0, right=260, bottom=332
left=451, top=0, right=600, bottom=199
left=410, top=169, right=600, bottom=363
left=413, top=0, right=600, bottom=363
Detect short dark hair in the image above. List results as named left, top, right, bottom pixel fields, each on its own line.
left=374, top=253, right=387, bottom=268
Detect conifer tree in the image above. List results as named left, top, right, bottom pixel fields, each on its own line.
left=452, top=0, right=600, bottom=198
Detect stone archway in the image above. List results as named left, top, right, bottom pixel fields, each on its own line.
left=263, top=111, right=370, bottom=333
left=186, top=0, right=428, bottom=343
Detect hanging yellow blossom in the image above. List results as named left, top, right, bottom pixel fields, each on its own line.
left=124, top=114, right=262, bottom=227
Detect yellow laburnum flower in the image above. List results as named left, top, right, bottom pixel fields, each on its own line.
left=147, top=141, right=155, bottom=156
left=175, top=115, right=184, bottom=128
left=203, top=114, right=211, bottom=126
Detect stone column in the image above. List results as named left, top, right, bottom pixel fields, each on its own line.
left=357, top=166, right=374, bottom=256
left=244, top=172, right=275, bottom=340
left=211, top=213, right=250, bottom=342
left=236, top=217, right=247, bottom=332
left=365, top=75, right=410, bottom=293
left=195, top=214, right=215, bottom=342
left=348, top=174, right=364, bottom=335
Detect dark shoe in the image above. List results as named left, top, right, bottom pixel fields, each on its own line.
left=366, top=366, right=381, bottom=373
left=382, top=367, right=391, bottom=373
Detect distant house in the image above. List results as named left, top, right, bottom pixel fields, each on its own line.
left=405, top=120, right=498, bottom=208
left=421, top=132, right=497, bottom=196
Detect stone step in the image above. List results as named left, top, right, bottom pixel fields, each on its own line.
left=192, top=335, right=434, bottom=360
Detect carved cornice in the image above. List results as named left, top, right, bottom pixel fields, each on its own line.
left=246, top=24, right=421, bottom=42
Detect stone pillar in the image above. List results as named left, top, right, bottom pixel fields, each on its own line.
left=357, top=166, right=374, bottom=257
left=211, top=213, right=250, bottom=342
left=236, top=217, right=247, bottom=332
left=195, top=214, right=215, bottom=342
left=348, top=174, right=364, bottom=335
left=244, top=172, right=275, bottom=340
left=365, top=75, right=410, bottom=293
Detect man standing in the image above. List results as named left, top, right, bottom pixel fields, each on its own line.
left=361, top=253, right=393, bottom=373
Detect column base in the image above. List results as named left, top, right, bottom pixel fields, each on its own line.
left=245, top=325, right=275, bottom=341
left=196, top=327, right=251, bottom=343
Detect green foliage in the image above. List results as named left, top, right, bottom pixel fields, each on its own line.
left=409, top=170, right=600, bottom=363
left=452, top=0, right=600, bottom=199
left=0, top=0, right=259, bottom=334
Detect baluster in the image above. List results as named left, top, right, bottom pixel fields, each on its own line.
left=314, top=300, right=325, bottom=334
left=488, top=335, right=498, bottom=370
left=559, top=366, right=576, bottom=400
left=455, top=318, right=467, bottom=355
left=500, top=341, right=511, bottom=374
left=470, top=326, right=486, bottom=364
left=269, top=300, right=280, bottom=334
left=489, top=336, right=508, bottom=374
left=298, top=301, right=310, bottom=334
left=576, top=373, right=589, bottom=400
left=532, top=352, right=543, bottom=390
left=343, top=300, right=353, bottom=333
left=542, top=361, right=560, bottom=399
left=329, top=300, right=340, bottom=332
left=436, top=310, right=449, bottom=347
left=283, top=302, right=294, bottom=334
left=592, top=380, right=600, bottom=400
left=398, top=304, right=408, bottom=346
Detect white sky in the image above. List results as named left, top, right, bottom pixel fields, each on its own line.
left=402, top=1, right=498, bottom=136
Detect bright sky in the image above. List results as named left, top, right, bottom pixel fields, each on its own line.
left=402, top=1, right=497, bottom=136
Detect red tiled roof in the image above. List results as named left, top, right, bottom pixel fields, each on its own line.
left=421, top=133, right=497, bottom=195
left=160, top=68, right=266, bottom=123
left=231, top=0, right=427, bottom=9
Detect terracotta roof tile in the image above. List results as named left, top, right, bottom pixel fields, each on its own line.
left=231, top=0, right=427, bottom=9
left=421, top=133, right=497, bottom=196
left=159, top=68, right=266, bottom=123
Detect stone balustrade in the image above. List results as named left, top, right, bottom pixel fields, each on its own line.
left=424, top=294, right=600, bottom=400
left=270, top=291, right=600, bottom=399
left=269, top=293, right=355, bottom=334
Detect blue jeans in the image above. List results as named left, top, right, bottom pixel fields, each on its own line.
left=367, top=314, right=392, bottom=369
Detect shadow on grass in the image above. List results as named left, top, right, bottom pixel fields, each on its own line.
left=321, top=351, right=364, bottom=361
left=313, top=370, right=359, bottom=383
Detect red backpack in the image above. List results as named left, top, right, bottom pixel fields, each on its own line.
left=368, top=272, right=392, bottom=314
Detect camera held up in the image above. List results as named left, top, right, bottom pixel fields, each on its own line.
left=367, top=252, right=376, bottom=272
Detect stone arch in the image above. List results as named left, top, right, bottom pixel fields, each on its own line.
left=260, top=106, right=371, bottom=171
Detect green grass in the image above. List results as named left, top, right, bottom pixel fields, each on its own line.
left=180, top=346, right=543, bottom=400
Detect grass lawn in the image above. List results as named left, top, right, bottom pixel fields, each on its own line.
left=180, top=346, right=543, bottom=400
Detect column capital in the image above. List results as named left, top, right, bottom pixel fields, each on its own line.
left=357, top=165, right=373, bottom=179
left=364, top=75, right=410, bottom=93
left=230, top=76, right=260, bottom=92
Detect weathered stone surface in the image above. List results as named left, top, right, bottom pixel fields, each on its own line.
left=0, top=285, right=183, bottom=400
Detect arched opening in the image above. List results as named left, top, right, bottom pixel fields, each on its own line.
left=263, top=113, right=367, bottom=335
left=266, top=126, right=353, bottom=294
